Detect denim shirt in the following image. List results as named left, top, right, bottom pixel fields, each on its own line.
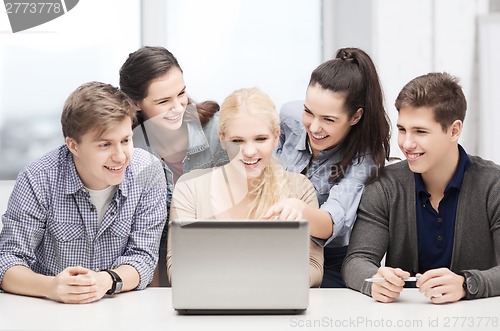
left=275, top=102, right=375, bottom=248
left=133, top=113, right=229, bottom=210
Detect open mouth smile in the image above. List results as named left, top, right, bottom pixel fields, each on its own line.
left=104, top=165, right=124, bottom=172
left=242, top=159, right=260, bottom=166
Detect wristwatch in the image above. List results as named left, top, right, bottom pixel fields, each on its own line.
left=105, top=270, right=123, bottom=295
left=461, top=271, right=479, bottom=299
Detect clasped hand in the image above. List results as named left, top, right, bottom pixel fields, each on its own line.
left=47, top=266, right=110, bottom=304
left=370, top=266, right=466, bottom=304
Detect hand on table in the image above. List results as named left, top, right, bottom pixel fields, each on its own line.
left=416, top=268, right=466, bottom=304
left=47, top=266, right=110, bottom=304
left=369, top=267, right=410, bottom=303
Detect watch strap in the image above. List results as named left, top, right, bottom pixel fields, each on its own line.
left=460, top=270, right=478, bottom=299
left=105, top=269, right=122, bottom=295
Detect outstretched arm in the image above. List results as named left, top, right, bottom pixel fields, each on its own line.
left=262, top=198, right=332, bottom=239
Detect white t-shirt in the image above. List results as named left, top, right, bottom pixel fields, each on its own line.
left=87, top=185, right=117, bottom=225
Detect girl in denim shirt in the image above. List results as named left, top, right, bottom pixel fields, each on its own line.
left=119, top=46, right=229, bottom=286
left=270, top=48, right=391, bottom=287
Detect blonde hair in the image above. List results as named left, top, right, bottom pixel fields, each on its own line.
left=219, top=87, right=290, bottom=218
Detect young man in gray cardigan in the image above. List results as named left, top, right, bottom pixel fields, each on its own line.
left=342, top=72, right=500, bottom=304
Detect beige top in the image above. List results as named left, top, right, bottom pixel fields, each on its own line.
left=167, top=166, right=324, bottom=287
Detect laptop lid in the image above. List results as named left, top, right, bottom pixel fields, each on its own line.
left=170, top=218, right=310, bottom=314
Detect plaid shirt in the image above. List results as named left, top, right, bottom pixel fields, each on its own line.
left=0, top=145, right=167, bottom=290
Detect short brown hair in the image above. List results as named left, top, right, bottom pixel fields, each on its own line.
left=61, top=82, right=136, bottom=142
left=395, top=72, right=467, bottom=132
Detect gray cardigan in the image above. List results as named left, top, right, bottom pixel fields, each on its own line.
left=342, top=155, right=500, bottom=299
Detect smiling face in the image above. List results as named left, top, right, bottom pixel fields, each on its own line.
left=67, top=117, right=133, bottom=190
left=137, top=68, right=189, bottom=131
left=220, top=114, right=279, bottom=181
left=303, top=84, right=362, bottom=157
left=397, top=106, right=462, bottom=177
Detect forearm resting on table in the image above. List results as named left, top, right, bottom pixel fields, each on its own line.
left=1, top=265, right=56, bottom=298
left=303, top=207, right=333, bottom=240
left=0, top=264, right=140, bottom=298
left=114, top=264, right=140, bottom=292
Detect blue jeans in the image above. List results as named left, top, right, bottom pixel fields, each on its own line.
left=320, top=245, right=348, bottom=288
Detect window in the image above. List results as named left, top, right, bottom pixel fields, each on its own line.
left=0, top=0, right=141, bottom=179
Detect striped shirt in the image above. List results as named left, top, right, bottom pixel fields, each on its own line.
left=0, top=145, right=168, bottom=290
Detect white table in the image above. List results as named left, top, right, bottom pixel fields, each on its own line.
left=1, top=288, right=499, bottom=331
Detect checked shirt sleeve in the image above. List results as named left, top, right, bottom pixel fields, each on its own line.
left=0, top=170, right=48, bottom=284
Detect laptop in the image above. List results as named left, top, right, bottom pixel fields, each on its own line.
left=170, top=218, right=310, bottom=314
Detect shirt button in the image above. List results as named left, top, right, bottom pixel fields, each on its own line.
left=437, top=218, right=443, bottom=223
left=95, top=268, right=100, bottom=272
left=437, top=235, right=443, bottom=241
left=90, top=206, right=96, bottom=212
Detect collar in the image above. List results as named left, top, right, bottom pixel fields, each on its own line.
left=414, top=144, right=471, bottom=197
left=297, top=129, right=309, bottom=151
left=184, top=119, right=209, bottom=154
left=296, top=127, right=341, bottom=157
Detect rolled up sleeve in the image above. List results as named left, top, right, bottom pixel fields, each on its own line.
left=0, top=170, right=47, bottom=284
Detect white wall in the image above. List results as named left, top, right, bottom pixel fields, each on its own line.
left=142, top=0, right=322, bottom=110
left=324, top=0, right=489, bottom=159
left=145, top=0, right=492, bottom=160
left=478, top=13, right=500, bottom=163
left=375, top=0, right=488, bottom=158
